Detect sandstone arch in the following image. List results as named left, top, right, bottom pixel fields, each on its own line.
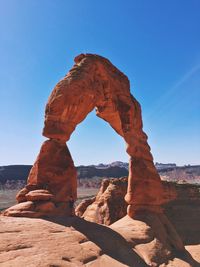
left=4, top=54, right=165, bottom=217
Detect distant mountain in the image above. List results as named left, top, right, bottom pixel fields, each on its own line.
left=155, top=162, right=177, bottom=170
left=0, top=162, right=200, bottom=188
left=77, top=164, right=128, bottom=178
left=0, top=165, right=32, bottom=183
left=0, top=162, right=129, bottom=184
left=94, top=161, right=129, bottom=170
left=159, top=165, right=200, bottom=184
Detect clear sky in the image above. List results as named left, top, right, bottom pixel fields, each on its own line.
left=0, top=0, right=200, bottom=166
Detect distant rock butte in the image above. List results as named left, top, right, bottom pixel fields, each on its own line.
left=3, top=54, right=165, bottom=217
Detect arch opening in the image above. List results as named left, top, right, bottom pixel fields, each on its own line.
left=67, top=110, right=128, bottom=167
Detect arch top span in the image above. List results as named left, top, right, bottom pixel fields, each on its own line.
left=43, top=53, right=131, bottom=141
left=43, top=54, right=152, bottom=158
left=3, top=54, right=165, bottom=218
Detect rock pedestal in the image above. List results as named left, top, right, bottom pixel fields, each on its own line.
left=26, top=139, right=77, bottom=203
left=125, top=157, right=164, bottom=215
left=4, top=54, right=165, bottom=217
left=3, top=139, right=76, bottom=217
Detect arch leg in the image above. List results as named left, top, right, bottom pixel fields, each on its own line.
left=96, top=94, right=164, bottom=216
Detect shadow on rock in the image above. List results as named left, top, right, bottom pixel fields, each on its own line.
left=174, top=250, right=200, bottom=267
left=132, top=212, right=200, bottom=267
left=46, top=216, right=148, bottom=267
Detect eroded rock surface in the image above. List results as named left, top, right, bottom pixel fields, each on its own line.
left=26, top=139, right=77, bottom=203
left=43, top=53, right=164, bottom=214
left=3, top=139, right=77, bottom=217
left=77, top=177, right=168, bottom=224
left=0, top=216, right=198, bottom=267
left=76, top=177, right=128, bottom=224
left=4, top=53, right=165, bottom=217
left=76, top=178, right=200, bottom=246
left=1, top=54, right=199, bottom=266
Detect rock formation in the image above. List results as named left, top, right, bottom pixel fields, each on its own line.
left=1, top=178, right=200, bottom=266
left=76, top=177, right=174, bottom=225
left=0, top=215, right=199, bottom=267
left=76, top=177, right=200, bottom=246
left=76, top=177, right=128, bottom=225
left=2, top=54, right=199, bottom=266
left=3, top=53, right=165, bottom=217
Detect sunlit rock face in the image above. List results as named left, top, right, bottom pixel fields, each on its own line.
left=3, top=54, right=164, bottom=217
left=76, top=177, right=128, bottom=225
left=76, top=177, right=175, bottom=225
left=26, top=139, right=77, bottom=203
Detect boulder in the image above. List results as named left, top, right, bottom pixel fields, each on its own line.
left=16, top=187, right=29, bottom=203
left=25, top=189, right=54, bottom=201
left=26, top=139, right=77, bottom=203
left=76, top=178, right=128, bottom=225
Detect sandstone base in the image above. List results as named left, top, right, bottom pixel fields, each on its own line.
left=0, top=215, right=199, bottom=267
left=2, top=201, right=73, bottom=218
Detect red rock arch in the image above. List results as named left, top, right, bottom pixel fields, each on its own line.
left=4, top=54, right=165, bottom=218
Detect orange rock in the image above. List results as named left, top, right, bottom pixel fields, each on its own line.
left=75, top=197, right=95, bottom=217
left=5, top=139, right=77, bottom=217
left=77, top=177, right=200, bottom=247
left=27, top=139, right=77, bottom=203
left=6, top=54, right=165, bottom=217
left=0, top=216, right=189, bottom=267
left=16, top=187, right=29, bottom=203
left=2, top=201, right=36, bottom=217
left=35, top=201, right=56, bottom=212
left=125, top=157, right=165, bottom=216
left=3, top=199, right=72, bottom=217
left=76, top=178, right=128, bottom=224
left=25, top=189, right=54, bottom=201
left=43, top=54, right=164, bottom=215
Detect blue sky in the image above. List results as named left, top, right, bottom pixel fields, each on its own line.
left=0, top=0, right=199, bottom=166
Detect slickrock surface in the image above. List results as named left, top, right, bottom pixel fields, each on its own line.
left=4, top=54, right=165, bottom=218
left=0, top=215, right=199, bottom=267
